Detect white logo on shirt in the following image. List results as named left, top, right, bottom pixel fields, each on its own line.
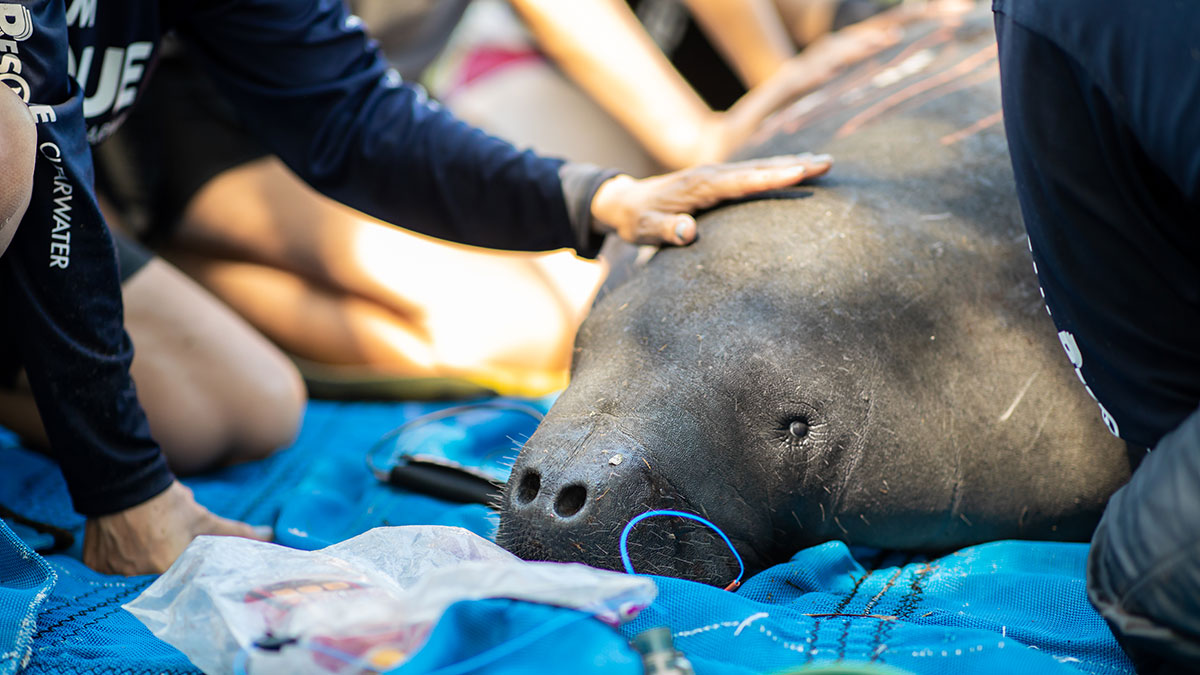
left=0, top=4, right=32, bottom=41
left=0, top=4, right=32, bottom=101
left=66, top=0, right=97, bottom=29
left=67, top=41, right=153, bottom=120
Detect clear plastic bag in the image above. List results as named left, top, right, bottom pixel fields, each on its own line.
left=125, top=526, right=656, bottom=674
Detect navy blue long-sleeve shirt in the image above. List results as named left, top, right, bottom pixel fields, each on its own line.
left=2, top=0, right=609, bottom=516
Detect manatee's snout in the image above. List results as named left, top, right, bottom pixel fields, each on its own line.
left=498, top=423, right=651, bottom=564
left=497, top=418, right=742, bottom=587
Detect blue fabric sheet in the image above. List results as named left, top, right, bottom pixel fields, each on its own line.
left=0, top=401, right=1133, bottom=675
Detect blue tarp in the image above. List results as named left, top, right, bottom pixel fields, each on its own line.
left=0, top=401, right=1133, bottom=674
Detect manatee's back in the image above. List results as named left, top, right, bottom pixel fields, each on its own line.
left=581, top=5, right=1133, bottom=547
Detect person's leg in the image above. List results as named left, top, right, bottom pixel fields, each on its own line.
left=119, top=256, right=306, bottom=473
left=994, top=2, right=1200, bottom=445
left=0, top=238, right=306, bottom=475
left=994, top=1, right=1200, bottom=669
left=165, top=157, right=606, bottom=396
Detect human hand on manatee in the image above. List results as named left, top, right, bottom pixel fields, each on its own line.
left=590, top=153, right=832, bottom=246
left=82, top=480, right=272, bottom=575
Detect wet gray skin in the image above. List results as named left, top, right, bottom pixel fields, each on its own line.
left=497, top=7, right=1138, bottom=586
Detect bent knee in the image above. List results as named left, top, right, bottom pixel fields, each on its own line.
left=227, top=358, right=306, bottom=462
left=154, top=361, right=305, bottom=474
left=0, top=87, right=36, bottom=255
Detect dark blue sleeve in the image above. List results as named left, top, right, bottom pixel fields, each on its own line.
left=174, top=0, right=590, bottom=255
left=1, top=1, right=172, bottom=515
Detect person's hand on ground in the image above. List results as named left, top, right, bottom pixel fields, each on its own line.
left=590, top=153, right=832, bottom=246
left=82, top=480, right=272, bottom=575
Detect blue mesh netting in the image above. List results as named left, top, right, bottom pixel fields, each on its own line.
left=0, top=516, right=54, bottom=675
left=0, top=401, right=1133, bottom=674
left=622, top=542, right=1131, bottom=675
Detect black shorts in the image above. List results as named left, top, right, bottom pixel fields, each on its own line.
left=92, top=37, right=271, bottom=246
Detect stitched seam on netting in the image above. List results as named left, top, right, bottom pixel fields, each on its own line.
left=33, top=596, right=125, bottom=642
left=836, top=563, right=906, bottom=660
left=39, top=594, right=147, bottom=648
left=33, top=579, right=151, bottom=643
left=35, top=582, right=111, bottom=618
left=805, top=568, right=873, bottom=664
left=872, top=561, right=934, bottom=663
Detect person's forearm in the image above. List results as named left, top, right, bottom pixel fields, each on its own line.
left=682, top=0, right=795, bottom=87
left=10, top=0, right=175, bottom=517
left=720, top=64, right=817, bottom=153
left=720, top=37, right=859, bottom=151
left=511, top=0, right=722, bottom=170
left=180, top=0, right=590, bottom=256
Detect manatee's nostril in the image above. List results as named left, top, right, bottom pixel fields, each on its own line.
left=554, top=484, right=588, bottom=517
left=515, top=471, right=541, bottom=505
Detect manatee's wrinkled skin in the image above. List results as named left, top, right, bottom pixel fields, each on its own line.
left=497, top=8, right=1137, bottom=586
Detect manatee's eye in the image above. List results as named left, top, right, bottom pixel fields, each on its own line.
left=788, top=418, right=810, bottom=439
left=772, top=414, right=815, bottom=450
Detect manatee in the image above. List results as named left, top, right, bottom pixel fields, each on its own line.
left=497, top=6, right=1139, bottom=587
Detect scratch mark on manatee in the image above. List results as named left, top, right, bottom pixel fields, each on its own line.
left=1023, top=405, right=1054, bottom=453
left=766, top=25, right=956, bottom=139
left=841, top=192, right=859, bottom=218
left=836, top=44, right=999, bottom=138
left=998, top=371, right=1039, bottom=422
left=940, top=109, right=1004, bottom=145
